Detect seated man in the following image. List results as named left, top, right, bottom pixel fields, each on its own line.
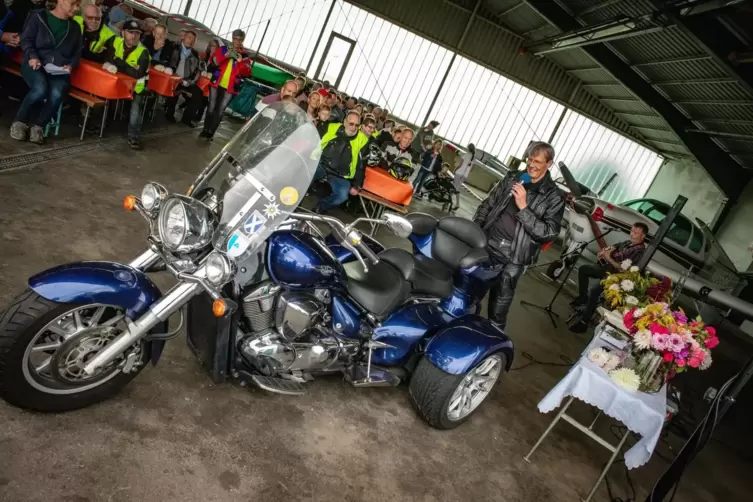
left=163, top=29, right=202, bottom=125
left=313, top=111, right=369, bottom=213
left=74, top=3, right=115, bottom=63
left=382, top=127, right=417, bottom=167
left=142, top=23, right=173, bottom=66
left=569, top=222, right=649, bottom=333
left=258, top=79, right=298, bottom=110
left=103, top=20, right=150, bottom=149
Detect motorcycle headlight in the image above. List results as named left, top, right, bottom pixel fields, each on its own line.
left=158, top=196, right=216, bottom=253
left=205, top=251, right=234, bottom=287
left=141, top=182, right=168, bottom=212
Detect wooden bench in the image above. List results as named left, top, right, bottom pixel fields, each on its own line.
left=1, top=62, right=106, bottom=139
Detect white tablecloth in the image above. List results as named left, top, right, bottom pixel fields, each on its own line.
left=538, top=336, right=667, bottom=469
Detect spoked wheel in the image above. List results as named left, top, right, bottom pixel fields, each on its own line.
left=0, top=290, right=150, bottom=412
left=409, top=353, right=506, bottom=429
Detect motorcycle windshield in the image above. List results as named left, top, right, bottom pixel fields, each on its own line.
left=207, top=102, right=321, bottom=261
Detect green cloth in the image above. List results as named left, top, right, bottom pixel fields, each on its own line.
left=46, top=11, right=69, bottom=45
left=250, top=62, right=293, bottom=88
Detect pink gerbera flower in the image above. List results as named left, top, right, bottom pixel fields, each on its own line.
left=652, top=333, right=670, bottom=351
left=668, top=334, right=686, bottom=353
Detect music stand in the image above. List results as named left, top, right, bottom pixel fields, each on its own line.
left=519, top=228, right=611, bottom=328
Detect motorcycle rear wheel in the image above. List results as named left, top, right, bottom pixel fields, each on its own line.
left=409, top=353, right=505, bottom=429
left=0, top=290, right=150, bottom=412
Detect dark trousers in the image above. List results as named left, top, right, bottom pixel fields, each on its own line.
left=314, top=165, right=351, bottom=212
left=16, top=64, right=71, bottom=127
left=487, top=245, right=526, bottom=330
left=413, top=169, right=431, bottom=194
left=203, top=86, right=234, bottom=135
left=577, top=263, right=607, bottom=321
left=165, top=84, right=203, bottom=122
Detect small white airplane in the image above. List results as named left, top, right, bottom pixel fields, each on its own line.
left=552, top=163, right=744, bottom=295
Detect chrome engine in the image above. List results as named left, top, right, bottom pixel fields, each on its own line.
left=239, top=286, right=360, bottom=376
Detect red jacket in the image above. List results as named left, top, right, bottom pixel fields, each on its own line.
left=210, top=46, right=252, bottom=95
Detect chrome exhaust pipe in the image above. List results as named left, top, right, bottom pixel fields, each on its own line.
left=82, top=281, right=202, bottom=375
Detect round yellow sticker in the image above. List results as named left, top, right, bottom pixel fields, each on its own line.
left=280, top=186, right=299, bottom=206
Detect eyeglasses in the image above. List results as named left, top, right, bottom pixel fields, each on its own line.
left=85, top=16, right=102, bottom=21
left=346, top=121, right=359, bottom=127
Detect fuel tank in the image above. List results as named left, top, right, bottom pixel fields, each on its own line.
left=266, top=230, right=345, bottom=289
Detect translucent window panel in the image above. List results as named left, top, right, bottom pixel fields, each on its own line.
left=147, top=0, right=190, bottom=14
left=551, top=110, right=664, bottom=203
left=431, top=55, right=565, bottom=162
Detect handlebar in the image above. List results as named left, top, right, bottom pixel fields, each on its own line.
left=289, top=212, right=380, bottom=271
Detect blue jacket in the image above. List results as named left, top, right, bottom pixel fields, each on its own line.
left=420, top=150, right=443, bottom=173
left=20, top=9, right=82, bottom=67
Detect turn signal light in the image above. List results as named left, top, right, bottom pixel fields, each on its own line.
left=212, top=299, right=227, bottom=317
left=123, top=195, right=137, bottom=211
left=592, top=207, right=605, bottom=222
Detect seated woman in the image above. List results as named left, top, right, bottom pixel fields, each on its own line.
left=10, top=0, right=82, bottom=145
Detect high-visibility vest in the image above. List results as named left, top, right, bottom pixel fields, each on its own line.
left=73, top=16, right=116, bottom=54
left=112, top=37, right=151, bottom=93
left=320, top=123, right=369, bottom=179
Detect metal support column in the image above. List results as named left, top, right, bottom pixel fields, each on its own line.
left=421, top=0, right=482, bottom=126
left=547, top=84, right=580, bottom=144
left=183, top=0, right=193, bottom=17
left=306, top=0, right=337, bottom=75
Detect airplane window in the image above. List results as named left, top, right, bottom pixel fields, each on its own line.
left=624, top=200, right=653, bottom=214
left=644, top=207, right=691, bottom=247
left=689, top=227, right=704, bottom=254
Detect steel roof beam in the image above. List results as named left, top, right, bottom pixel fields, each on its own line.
left=651, top=77, right=737, bottom=85
left=577, top=0, right=626, bottom=17
left=687, top=129, right=753, bottom=142
left=522, top=0, right=750, bottom=201
left=675, top=100, right=753, bottom=106
left=631, top=54, right=712, bottom=66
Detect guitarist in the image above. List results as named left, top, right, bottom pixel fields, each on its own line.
left=569, top=222, right=649, bottom=333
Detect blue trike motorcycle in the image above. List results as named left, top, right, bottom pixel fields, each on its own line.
left=0, top=103, right=512, bottom=429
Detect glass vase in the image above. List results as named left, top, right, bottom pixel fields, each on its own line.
left=634, top=351, right=665, bottom=393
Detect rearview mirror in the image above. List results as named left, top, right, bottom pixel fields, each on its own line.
left=383, top=213, right=412, bottom=238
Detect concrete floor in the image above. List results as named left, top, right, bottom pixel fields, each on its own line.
left=0, top=116, right=751, bottom=502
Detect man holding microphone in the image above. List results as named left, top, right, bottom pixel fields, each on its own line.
left=473, top=141, right=565, bottom=330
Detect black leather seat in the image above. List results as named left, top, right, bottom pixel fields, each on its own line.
left=343, top=260, right=411, bottom=318
left=379, top=214, right=490, bottom=298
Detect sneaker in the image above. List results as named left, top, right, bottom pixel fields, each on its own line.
left=128, top=138, right=142, bottom=150
left=9, top=121, right=28, bottom=141
left=181, top=119, right=196, bottom=128
left=569, top=297, right=586, bottom=309
left=198, top=130, right=210, bottom=138
left=29, top=125, right=45, bottom=145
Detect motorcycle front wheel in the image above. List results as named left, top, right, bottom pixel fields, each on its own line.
left=0, top=290, right=150, bottom=412
left=409, top=353, right=505, bottom=430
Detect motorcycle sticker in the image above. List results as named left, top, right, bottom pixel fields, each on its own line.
left=243, top=210, right=267, bottom=236
left=226, top=230, right=251, bottom=258
left=280, top=186, right=298, bottom=206
left=263, top=202, right=281, bottom=219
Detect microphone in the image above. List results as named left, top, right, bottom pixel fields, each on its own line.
left=520, top=172, right=531, bottom=184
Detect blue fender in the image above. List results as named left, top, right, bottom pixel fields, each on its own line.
left=424, top=315, right=514, bottom=375
left=28, top=261, right=168, bottom=364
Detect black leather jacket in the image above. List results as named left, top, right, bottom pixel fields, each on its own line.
left=473, top=170, right=565, bottom=266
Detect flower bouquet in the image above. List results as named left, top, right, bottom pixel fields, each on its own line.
left=601, top=261, right=667, bottom=313
left=613, top=303, right=719, bottom=392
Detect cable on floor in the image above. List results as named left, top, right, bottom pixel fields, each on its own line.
left=509, top=351, right=573, bottom=371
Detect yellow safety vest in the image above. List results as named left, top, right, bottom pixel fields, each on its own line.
left=320, top=123, right=369, bottom=180
left=112, top=37, right=151, bottom=94
left=73, top=17, right=116, bottom=54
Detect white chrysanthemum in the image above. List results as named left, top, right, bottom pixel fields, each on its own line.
left=630, top=266, right=639, bottom=272
left=700, top=350, right=712, bottom=371
left=620, top=279, right=635, bottom=292
left=625, top=295, right=639, bottom=305
left=587, top=348, right=610, bottom=368
left=634, top=329, right=652, bottom=350
left=604, top=354, right=621, bottom=372
left=634, top=308, right=645, bottom=317
left=609, top=284, right=621, bottom=292
left=621, top=260, right=632, bottom=270
left=610, top=368, right=640, bottom=392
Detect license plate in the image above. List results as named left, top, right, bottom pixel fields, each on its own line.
left=571, top=223, right=585, bottom=233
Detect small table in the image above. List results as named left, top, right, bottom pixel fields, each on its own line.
left=524, top=333, right=667, bottom=502
left=362, top=167, right=414, bottom=205
left=358, top=190, right=408, bottom=236
left=147, top=67, right=183, bottom=97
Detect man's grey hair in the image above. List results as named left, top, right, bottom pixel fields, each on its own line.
left=527, top=141, right=555, bottom=162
